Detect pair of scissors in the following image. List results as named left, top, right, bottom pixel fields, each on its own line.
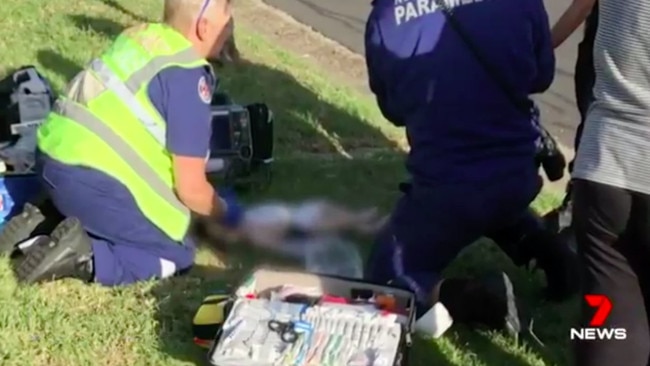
left=269, top=319, right=313, bottom=343
left=268, top=319, right=300, bottom=343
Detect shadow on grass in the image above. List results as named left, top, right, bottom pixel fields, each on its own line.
left=452, top=328, right=545, bottom=366
left=409, top=337, right=457, bottom=366
left=147, top=265, right=243, bottom=365
left=98, top=0, right=150, bottom=23
left=51, top=12, right=401, bottom=156
left=445, top=241, right=576, bottom=366
left=69, top=14, right=125, bottom=38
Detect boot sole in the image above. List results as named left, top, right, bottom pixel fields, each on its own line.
left=0, top=204, right=45, bottom=255
left=482, top=272, right=523, bottom=337
left=15, top=218, right=92, bottom=284
left=500, top=272, right=522, bottom=338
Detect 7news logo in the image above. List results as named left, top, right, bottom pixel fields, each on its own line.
left=570, top=294, right=627, bottom=341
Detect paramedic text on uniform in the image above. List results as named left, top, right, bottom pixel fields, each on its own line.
left=1, top=0, right=242, bottom=285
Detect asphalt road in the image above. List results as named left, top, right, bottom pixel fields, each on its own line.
left=263, top=0, right=583, bottom=148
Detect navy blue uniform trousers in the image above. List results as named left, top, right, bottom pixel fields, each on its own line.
left=37, top=153, right=195, bottom=285
left=365, top=166, right=542, bottom=305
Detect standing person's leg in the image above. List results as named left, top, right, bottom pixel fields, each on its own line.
left=572, top=179, right=650, bottom=366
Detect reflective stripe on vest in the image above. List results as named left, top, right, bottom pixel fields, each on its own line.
left=90, top=58, right=166, bottom=146
left=89, top=46, right=203, bottom=146
left=53, top=99, right=190, bottom=218
left=122, top=47, right=201, bottom=91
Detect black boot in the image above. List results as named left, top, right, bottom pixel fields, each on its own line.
left=491, top=211, right=579, bottom=302
left=0, top=203, right=45, bottom=255
left=14, top=217, right=94, bottom=284
left=0, top=200, right=64, bottom=255
left=438, top=272, right=527, bottom=338
left=522, top=228, right=579, bottom=302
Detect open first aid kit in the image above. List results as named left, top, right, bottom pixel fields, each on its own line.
left=197, top=268, right=416, bottom=366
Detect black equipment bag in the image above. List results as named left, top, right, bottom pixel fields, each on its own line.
left=0, top=66, right=55, bottom=143
left=434, top=0, right=567, bottom=181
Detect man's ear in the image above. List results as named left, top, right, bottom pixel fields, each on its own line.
left=196, top=17, right=209, bottom=41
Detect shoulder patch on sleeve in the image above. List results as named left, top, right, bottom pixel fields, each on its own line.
left=198, top=76, right=212, bottom=104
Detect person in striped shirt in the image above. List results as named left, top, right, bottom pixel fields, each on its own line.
left=554, top=0, right=650, bottom=364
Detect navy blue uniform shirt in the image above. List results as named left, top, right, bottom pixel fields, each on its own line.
left=366, top=0, right=555, bottom=184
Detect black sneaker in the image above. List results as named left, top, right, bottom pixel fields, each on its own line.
left=14, top=217, right=93, bottom=284
left=438, top=272, right=527, bottom=339
left=0, top=203, right=46, bottom=255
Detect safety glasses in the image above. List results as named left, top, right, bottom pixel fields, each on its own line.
left=196, top=0, right=212, bottom=29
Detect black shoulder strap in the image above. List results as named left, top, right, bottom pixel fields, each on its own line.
left=434, top=0, right=531, bottom=113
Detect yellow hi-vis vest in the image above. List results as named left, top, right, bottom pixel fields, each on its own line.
left=37, top=23, right=214, bottom=242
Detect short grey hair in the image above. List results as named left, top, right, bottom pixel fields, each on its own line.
left=163, top=0, right=227, bottom=25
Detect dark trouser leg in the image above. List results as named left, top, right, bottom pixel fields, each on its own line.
left=92, top=235, right=195, bottom=286
left=365, top=175, right=539, bottom=335
left=487, top=209, right=579, bottom=301
left=565, top=39, right=596, bottom=203
left=572, top=179, right=650, bottom=366
left=25, top=156, right=196, bottom=285
left=364, top=183, right=482, bottom=305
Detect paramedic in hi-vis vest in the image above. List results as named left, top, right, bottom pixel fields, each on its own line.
left=0, top=0, right=242, bottom=285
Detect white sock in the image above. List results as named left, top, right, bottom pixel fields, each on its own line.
left=414, top=302, right=454, bottom=338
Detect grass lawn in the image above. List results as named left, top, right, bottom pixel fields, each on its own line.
left=0, top=0, right=576, bottom=365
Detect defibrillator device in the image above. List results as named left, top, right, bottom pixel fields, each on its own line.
left=208, top=92, right=274, bottom=190
left=0, top=66, right=55, bottom=144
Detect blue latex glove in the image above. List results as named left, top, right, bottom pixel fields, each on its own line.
left=217, top=188, right=243, bottom=228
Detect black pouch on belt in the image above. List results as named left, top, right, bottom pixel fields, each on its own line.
left=434, top=0, right=566, bottom=182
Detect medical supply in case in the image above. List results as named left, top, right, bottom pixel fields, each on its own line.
left=205, top=268, right=416, bottom=366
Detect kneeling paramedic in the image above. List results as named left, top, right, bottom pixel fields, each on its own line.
left=0, top=0, right=241, bottom=285
left=364, top=0, right=578, bottom=336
